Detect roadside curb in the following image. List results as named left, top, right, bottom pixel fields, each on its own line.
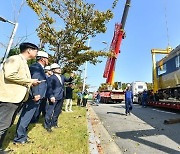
left=87, top=107, right=99, bottom=154
left=87, top=103, right=122, bottom=154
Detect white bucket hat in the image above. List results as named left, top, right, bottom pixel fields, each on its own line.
left=44, top=65, right=51, bottom=71
left=50, top=63, right=61, bottom=69
left=37, top=51, right=48, bottom=58
left=127, top=83, right=131, bottom=87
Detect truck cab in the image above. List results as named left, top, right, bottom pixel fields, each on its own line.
left=130, top=81, right=147, bottom=103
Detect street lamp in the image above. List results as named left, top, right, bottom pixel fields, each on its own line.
left=82, top=39, right=90, bottom=93
left=0, top=16, right=18, bottom=68
left=102, top=41, right=107, bottom=44
left=0, top=17, right=7, bottom=22
left=102, top=41, right=109, bottom=52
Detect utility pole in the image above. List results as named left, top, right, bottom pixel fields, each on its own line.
left=0, top=16, right=18, bottom=69
left=82, top=38, right=90, bottom=92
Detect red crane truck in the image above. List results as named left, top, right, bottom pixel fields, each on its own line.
left=100, top=0, right=131, bottom=103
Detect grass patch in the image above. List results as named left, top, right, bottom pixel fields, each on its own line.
left=3, top=103, right=89, bottom=154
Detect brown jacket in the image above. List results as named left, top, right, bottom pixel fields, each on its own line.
left=0, top=54, right=33, bottom=103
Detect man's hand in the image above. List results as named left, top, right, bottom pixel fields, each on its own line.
left=33, top=95, right=41, bottom=102
left=50, top=97, right=56, bottom=103
left=32, top=79, right=41, bottom=86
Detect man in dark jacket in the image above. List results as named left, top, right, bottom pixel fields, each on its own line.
left=142, top=90, right=148, bottom=108
left=44, top=63, right=74, bottom=132
left=34, top=65, right=53, bottom=120
left=82, top=90, right=88, bottom=107
left=14, top=51, right=49, bottom=144
left=65, top=83, right=74, bottom=112
left=125, top=84, right=133, bottom=116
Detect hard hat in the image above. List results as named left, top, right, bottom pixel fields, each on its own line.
left=44, top=66, right=51, bottom=71
left=50, top=63, right=61, bottom=69
left=37, top=51, right=48, bottom=58
left=127, top=83, right=131, bottom=87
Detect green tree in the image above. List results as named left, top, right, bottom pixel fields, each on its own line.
left=26, top=0, right=118, bottom=72
left=98, top=83, right=108, bottom=91
left=7, top=47, right=37, bottom=66
left=7, top=48, right=20, bottom=58
left=146, top=82, right=153, bottom=90
left=121, top=83, right=127, bottom=90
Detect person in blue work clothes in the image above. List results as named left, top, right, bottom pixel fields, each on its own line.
left=77, top=91, right=82, bottom=106
left=125, top=84, right=133, bottom=116
left=44, top=63, right=74, bottom=132
left=14, top=51, right=49, bottom=144
left=142, top=90, right=148, bottom=108
left=95, top=91, right=101, bottom=106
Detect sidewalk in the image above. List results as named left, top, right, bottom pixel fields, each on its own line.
left=87, top=102, right=122, bottom=154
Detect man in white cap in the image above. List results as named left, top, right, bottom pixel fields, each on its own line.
left=14, top=51, right=49, bottom=144
left=44, top=65, right=53, bottom=77
left=44, top=63, right=74, bottom=132
left=36, top=65, right=53, bottom=119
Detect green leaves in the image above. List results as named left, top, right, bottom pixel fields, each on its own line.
left=7, top=48, right=20, bottom=57
left=26, top=0, right=116, bottom=72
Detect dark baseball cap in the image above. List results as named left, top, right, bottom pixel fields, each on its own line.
left=20, top=42, right=39, bottom=53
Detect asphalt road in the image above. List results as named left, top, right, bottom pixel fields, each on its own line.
left=91, top=102, right=180, bottom=154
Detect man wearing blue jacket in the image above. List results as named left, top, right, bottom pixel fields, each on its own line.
left=142, top=90, right=148, bottom=108
left=14, top=51, right=49, bottom=144
left=44, top=63, right=74, bottom=132
left=125, top=84, right=133, bottom=116
left=35, top=65, right=53, bottom=120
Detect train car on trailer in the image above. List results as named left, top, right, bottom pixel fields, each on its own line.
left=156, top=45, right=180, bottom=99
left=148, top=45, right=180, bottom=110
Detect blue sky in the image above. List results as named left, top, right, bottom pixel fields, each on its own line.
left=1, top=0, right=180, bottom=92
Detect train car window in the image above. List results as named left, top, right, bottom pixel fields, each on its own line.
left=175, top=56, right=180, bottom=68
left=158, top=64, right=167, bottom=75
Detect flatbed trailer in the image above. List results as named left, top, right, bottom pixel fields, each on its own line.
left=147, top=99, right=180, bottom=110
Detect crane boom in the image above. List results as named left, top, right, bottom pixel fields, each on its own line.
left=103, top=0, right=131, bottom=85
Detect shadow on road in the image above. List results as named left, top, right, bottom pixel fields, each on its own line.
left=116, top=129, right=180, bottom=154
left=107, top=111, right=126, bottom=116
left=112, top=104, right=180, bottom=153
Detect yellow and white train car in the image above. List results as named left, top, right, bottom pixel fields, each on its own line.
left=156, top=45, right=180, bottom=99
